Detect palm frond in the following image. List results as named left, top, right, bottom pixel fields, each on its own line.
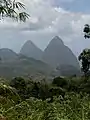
left=0, top=0, right=29, bottom=22
left=18, top=12, right=30, bottom=22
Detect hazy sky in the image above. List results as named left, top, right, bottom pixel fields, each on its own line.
left=1, top=0, right=90, bottom=56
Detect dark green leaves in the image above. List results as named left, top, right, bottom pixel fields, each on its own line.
left=83, top=24, right=90, bottom=39
left=0, top=0, right=29, bottom=22
left=13, top=2, right=25, bottom=10
left=78, top=49, right=90, bottom=75
left=18, top=12, right=30, bottom=22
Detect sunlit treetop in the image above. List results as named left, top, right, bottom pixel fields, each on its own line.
left=0, top=0, right=29, bottom=22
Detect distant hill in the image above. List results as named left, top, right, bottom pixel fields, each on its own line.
left=0, top=49, right=52, bottom=78
left=42, top=36, right=80, bottom=70
left=20, top=40, right=43, bottom=60
left=0, top=48, right=18, bottom=61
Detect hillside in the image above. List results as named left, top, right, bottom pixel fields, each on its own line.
left=0, top=48, right=18, bottom=61
left=56, top=64, right=80, bottom=76
left=0, top=49, right=52, bottom=78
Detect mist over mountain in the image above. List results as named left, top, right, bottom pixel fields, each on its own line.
left=20, top=40, right=43, bottom=60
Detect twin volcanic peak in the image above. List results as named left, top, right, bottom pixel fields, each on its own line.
left=20, top=36, right=80, bottom=70
left=20, top=40, right=43, bottom=60
left=0, top=36, right=80, bottom=77
left=42, top=36, right=79, bottom=69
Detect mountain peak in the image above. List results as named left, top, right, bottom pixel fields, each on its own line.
left=51, top=36, right=64, bottom=45
left=54, top=36, right=61, bottom=39
left=42, top=36, right=80, bottom=70
left=24, top=40, right=36, bottom=46
left=20, top=40, right=43, bottom=60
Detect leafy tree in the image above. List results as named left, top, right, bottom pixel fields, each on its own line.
left=78, top=24, right=90, bottom=76
left=83, top=24, right=90, bottom=38
left=52, top=76, right=68, bottom=88
left=30, top=82, right=40, bottom=98
left=0, top=0, right=29, bottom=22
left=10, top=77, right=27, bottom=99
left=10, top=77, right=26, bottom=89
left=78, top=49, right=90, bottom=76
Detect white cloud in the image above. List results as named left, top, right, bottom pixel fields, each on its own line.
left=0, top=0, right=90, bottom=56
left=52, top=0, right=75, bottom=4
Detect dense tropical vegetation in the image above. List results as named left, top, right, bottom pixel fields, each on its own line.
left=0, top=76, right=90, bottom=120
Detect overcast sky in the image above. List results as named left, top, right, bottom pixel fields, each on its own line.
left=1, top=0, right=90, bottom=56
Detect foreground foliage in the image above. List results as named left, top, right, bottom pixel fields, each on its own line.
left=1, top=92, right=90, bottom=120
left=0, top=0, right=29, bottom=21
left=78, top=49, right=90, bottom=76
left=0, top=76, right=90, bottom=120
